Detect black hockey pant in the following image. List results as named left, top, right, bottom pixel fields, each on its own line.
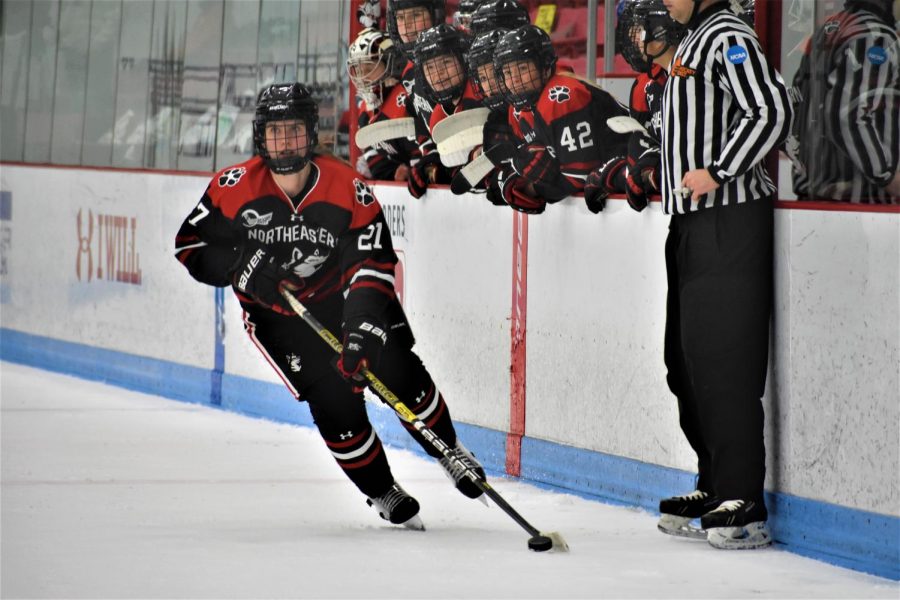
left=243, top=305, right=458, bottom=499
left=664, top=198, right=773, bottom=509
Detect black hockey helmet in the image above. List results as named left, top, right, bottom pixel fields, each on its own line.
left=493, top=25, right=557, bottom=109
left=468, top=29, right=509, bottom=111
left=470, top=0, right=530, bottom=35
left=387, top=0, right=447, bottom=57
left=616, top=0, right=686, bottom=73
left=453, top=0, right=487, bottom=31
left=413, top=24, right=471, bottom=105
left=252, top=83, right=319, bottom=174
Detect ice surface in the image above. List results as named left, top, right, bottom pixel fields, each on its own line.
left=2, top=362, right=897, bottom=599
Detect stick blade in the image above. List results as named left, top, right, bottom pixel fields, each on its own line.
left=606, top=115, right=647, bottom=135
left=432, top=107, right=490, bottom=143
left=355, top=118, right=415, bottom=149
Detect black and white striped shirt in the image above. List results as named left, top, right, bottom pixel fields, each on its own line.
left=661, top=3, right=792, bottom=214
left=790, top=7, right=899, bottom=203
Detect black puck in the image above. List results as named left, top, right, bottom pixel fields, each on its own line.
left=527, top=535, right=553, bottom=552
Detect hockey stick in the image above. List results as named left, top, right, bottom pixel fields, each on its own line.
left=355, top=117, right=415, bottom=149
left=431, top=107, right=490, bottom=144
left=437, top=127, right=484, bottom=166
left=449, top=143, right=521, bottom=195
left=606, top=115, right=648, bottom=135
left=280, top=290, right=569, bottom=553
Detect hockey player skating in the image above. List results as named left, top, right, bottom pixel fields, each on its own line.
left=492, top=25, right=630, bottom=214
left=659, top=0, right=792, bottom=549
left=347, top=27, right=416, bottom=182
left=174, top=83, right=485, bottom=530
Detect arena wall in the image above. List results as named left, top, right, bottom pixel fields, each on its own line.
left=1, top=164, right=897, bottom=579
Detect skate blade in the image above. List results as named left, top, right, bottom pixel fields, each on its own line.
left=657, top=514, right=707, bottom=540
left=400, top=515, right=425, bottom=531
left=707, top=522, right=771, bottom=550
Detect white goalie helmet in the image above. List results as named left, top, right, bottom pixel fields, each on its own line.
left=347, top=28, right=404, bottom=109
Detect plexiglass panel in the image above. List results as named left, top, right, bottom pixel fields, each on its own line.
left=81, top=0, right=122, bottom=167
left=50, top=0, right=92, bottom=165
left=1, top=0, right=33, bottom=162
left=112, top=0, right=154, bottom=168
left=144, top=0, right=188, bottom=169
left=23, top=0, right=60, bottom=163
left=178, top=0, right=225, bottom=172
left=215, top=0, right=260, bottom=170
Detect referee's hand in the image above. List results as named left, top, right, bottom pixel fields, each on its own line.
left=682, top=169, right=720, bottom=201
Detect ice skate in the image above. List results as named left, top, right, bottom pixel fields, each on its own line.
left=439, top=440, right=487, bottom=502
left=366, top=483, right=424, bottom=531
left=701, top=499, right=772, bottom=550
left=657, top=490, right=720, bottom=539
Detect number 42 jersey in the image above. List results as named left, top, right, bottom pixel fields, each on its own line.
left=175, top=154, right=401, bottom=325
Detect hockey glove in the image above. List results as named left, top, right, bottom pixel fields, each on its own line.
left=231, top=244, right=298, bottom=311
left=510, top=144, right=561, bottom=186
left=336, top=317, right=388, bottom=392
left=625, top=133, right=661, bottom=212
left=407, top=153, right=441, bottom=199
left=584, top=155, right=627, bottom=214
left=498, top=169, right=546, bottom=215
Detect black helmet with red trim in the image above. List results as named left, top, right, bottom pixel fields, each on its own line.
left=252, top=83, right=318, bottom=174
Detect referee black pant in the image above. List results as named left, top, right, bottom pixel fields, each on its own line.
left=664, top=198, right=773, bottom=509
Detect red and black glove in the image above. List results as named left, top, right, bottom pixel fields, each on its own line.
left=624, top=133, right=661, bottom=212
left=407, top=153, right=441, bottom=199
left=336, top=317, right=388, bottom=392
left=584, top=155, right=627, bottom=214
left=510, top=144, right=561, bottom=185
left=231, top=244, right=298, bottom=310
left=498, top=169, right=546, bottom=214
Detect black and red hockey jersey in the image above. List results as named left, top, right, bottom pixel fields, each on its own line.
left=629, top=63, right=667, bottom=141
left=175, top=154, right=402, bottom=325
left=508, top=71, right=630, bottom=197
left=359, top=80, right=418, bottom=180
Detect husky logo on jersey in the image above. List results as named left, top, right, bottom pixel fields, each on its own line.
left=512, top=107, right=523, bottom=121
left=548, top=86, right=570, bottom=103
left=354, top=178, right=376, bottom=206
left=397, top=93, right=407, bottom=107
left=823, top=20, right=839, bottom=35
left=286, top=353, right=302, bottom=372
left=289, top=247, right=329, bottom=277
left=218, top=167, right=246, bottom=187
left=240, top=209, right=273, bottom=228
left=402, top=78, right=415, bottom=94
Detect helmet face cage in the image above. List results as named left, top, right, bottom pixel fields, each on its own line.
left=348, top=28, right=403, bottom=109
left=468, top=29, right=508, bottom=111
left=493, top=26, right=557, bottom=109
left=253, top=83, right=319, bottom=174
left=470, top=0, right=531, bottom=35
left=387, top=0, right=446, bottom=57
left=453, top=0, right=484, bottom=31
left=616, top=0, right=685, bottom=73
left=413, top=25, right=470, bottom=105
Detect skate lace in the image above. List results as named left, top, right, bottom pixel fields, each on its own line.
left=675, top=490, right=709, bottom=502
left=376, top=485, right=408, bottom=513
left=440, top=447, right=479, bottom=482
left=712, top=499, right=745, bottom=513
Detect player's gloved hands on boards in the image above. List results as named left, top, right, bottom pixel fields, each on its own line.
left=625, top=133, right=661, bottom=212
left=336, top=316, right=388, bottom=392
left=498, top=169, right=546, bottom=215
left=407, top=153, right=441, bottom=199
left=510, top=144, right=561, bottom=185
left=231, top=243, right=298, bottom=311
left=584, top=155, right=626, bottom=214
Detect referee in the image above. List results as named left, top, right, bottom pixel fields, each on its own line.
left=657, top=0, right=792, bottom=550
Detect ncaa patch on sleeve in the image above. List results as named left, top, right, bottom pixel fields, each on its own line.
left=866, top=46, right=887, bottom=65
left=726, top=45, right=748, bottom=64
